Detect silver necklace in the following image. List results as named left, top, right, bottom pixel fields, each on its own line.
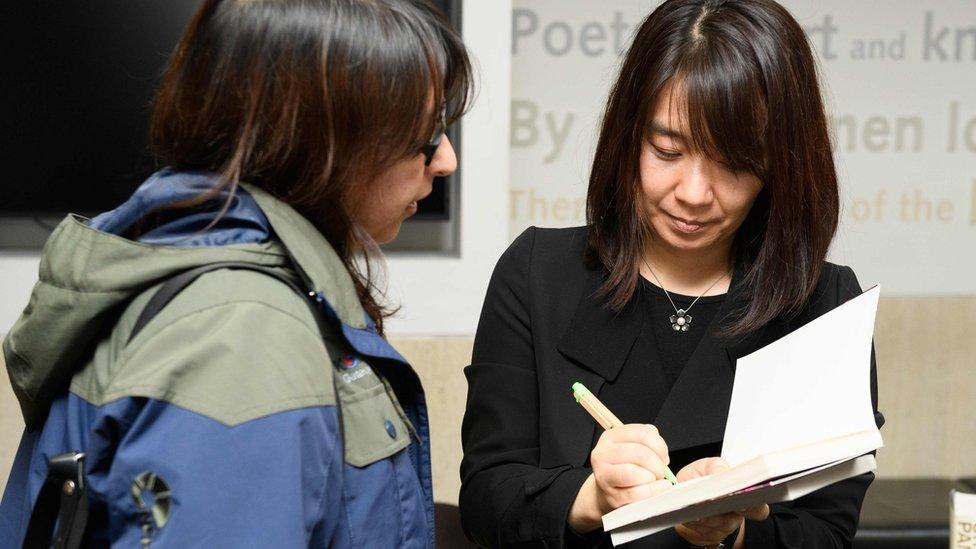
left=641, top=257, right=729, bottom=333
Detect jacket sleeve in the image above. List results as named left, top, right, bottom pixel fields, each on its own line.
left=82, top=302, right=345, bottom=548
left=460, top=227, right=594, bottom=548
left=743, top=265, right=884, bottom=548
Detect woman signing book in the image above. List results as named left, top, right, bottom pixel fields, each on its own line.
left=459, top=0, right=883, bottom=547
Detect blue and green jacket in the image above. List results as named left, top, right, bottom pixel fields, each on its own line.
left=0, top=170, right=434, bottom=547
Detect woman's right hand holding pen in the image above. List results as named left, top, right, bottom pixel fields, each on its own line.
left=568, top=423, right=674, bottom=533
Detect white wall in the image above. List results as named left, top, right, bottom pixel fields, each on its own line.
left=0, top=0, right=512, bottom=337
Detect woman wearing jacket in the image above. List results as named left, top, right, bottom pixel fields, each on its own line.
left=0, top=0, right=470, bottom=546
left=460, top=1, right=882, bottom=547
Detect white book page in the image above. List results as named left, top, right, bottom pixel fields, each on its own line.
left=721, top=286, right=881, bottom=466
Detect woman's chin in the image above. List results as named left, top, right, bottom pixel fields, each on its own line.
left=371, top=221, right=405, bottom=245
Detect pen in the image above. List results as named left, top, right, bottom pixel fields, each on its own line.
left=572, top=381, right=678, bottom=485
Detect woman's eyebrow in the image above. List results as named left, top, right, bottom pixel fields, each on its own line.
left=648, top=120, right=686, bottom=142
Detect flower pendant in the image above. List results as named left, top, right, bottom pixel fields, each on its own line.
left=669, top=309, right=692, bottom=332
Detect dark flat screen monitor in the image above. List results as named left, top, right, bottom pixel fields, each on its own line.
left=0, top=0, right=458, bottom=222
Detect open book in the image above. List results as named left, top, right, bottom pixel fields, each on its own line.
left=603, top=286, right=884, bottom=545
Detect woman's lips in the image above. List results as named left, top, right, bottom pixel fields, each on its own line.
left=669, top=214, right=707, bottom=234
left=406, top=185, right=431, bottom=217
left=406, top=185, right=432, bottom=216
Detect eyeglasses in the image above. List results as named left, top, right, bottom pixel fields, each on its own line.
left=421, top=104, right=447, bottom=166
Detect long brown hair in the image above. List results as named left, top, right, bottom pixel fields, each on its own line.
left=585, top=0, right=838, bottom=337
left=150, top=0, right=472, bottom=333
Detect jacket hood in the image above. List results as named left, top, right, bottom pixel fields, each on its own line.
left=3, top=170, right=288, bottom=429
left=4, top=171, right=372, bottom=430
left=88, top=168, right=271, bottom=247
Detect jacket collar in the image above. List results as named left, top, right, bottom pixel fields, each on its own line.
left=555, top=267, right=643, bottom=383
left=242, top=182, right=367, bottom=330
left=241, top=184, right=416, bottom=368
left=555, top=260, right=773, bottom=453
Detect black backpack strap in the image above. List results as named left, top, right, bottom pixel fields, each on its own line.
left=22, top=452, right=88, bottom=549
left=128, top=261, right=309, bottom=345
left=127, top=260, right=345, bottom=443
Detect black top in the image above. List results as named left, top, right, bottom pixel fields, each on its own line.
left=592, top=281, right=726, bottom=453
left=643, top=279, right=726, bottom=393
left=459, top=226, right=883, bottom=549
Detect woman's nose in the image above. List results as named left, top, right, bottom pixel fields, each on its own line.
left=673, top=160, right=714, bottom=206
left=428, top=135, right=457, bottom=178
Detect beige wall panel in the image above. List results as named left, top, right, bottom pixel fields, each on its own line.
left=873, top=297, right=976, bottom=478
left=390, top=337, right=474, bottom=506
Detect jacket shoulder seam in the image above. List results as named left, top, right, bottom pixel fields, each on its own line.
left=92, top=389, right=336, bottom=426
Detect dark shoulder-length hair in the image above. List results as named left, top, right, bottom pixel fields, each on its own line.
left=150, top=0, right=472, bottom=333
left=585, top=0, right=838, bottom=337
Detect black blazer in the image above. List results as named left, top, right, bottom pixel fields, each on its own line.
left=459, top=226, right=883, bottom=548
